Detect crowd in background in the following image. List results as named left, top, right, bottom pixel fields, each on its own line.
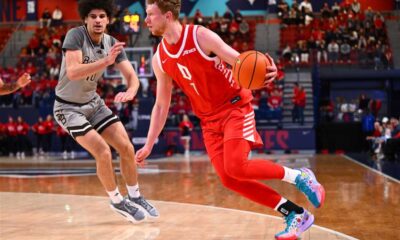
left=278, top=0, right=393, bottom=69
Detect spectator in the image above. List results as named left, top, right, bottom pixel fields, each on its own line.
left=5, top=116, right=17, bottom=157
left=43, top=114, right=54, bottom=156
left=292, top=84, right=306, bottom=125
left=332, top=2, right=341, bottom=16
left=298, top=0, right=313, bottom=13
left=234, top=9, right=243, bottom=23
left=179, top=114, right=193, bottom=158
left=340, top=40, right=351, bottom=62
left=351, top=0, right=361, bottom=15
left=15, top=116, right=30, bottom=159
left=51, top=6, right=63, bottom=27
left=327, top=40, right=339, bottom=63
left=193, top=9, right=204, bottom=25
left=320, top=3, right=332, bottom=19
left=39, top=8, right=52, bottom=28
left=282, top=44, right=292, bottom=63
left=32, top=117, right=46, bottom=156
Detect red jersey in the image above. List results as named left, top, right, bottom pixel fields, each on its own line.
left=43, top=120, right=54, bottom=134
left=156, top=24, right=252, bottom=120
left=5, top=122, right=17, bottom=136
left=33, top=122, right=46, bottom=135
left=16, top=122, right=30, bottom=135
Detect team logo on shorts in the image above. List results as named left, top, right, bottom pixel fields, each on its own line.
left=55, top=110, right=67, bottom=125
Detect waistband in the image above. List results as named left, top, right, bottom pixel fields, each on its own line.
left=55, top=95, right=93, bottom=106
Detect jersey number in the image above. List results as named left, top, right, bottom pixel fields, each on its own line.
left=86, top=74, right=96, bottom=82
left=177, top=63, right=199, bottom=96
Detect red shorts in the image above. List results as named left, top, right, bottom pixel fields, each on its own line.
left=201, top=102, right=263, bottom=159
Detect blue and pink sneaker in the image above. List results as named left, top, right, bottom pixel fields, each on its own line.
left=295, top=168, right=325, bottom=208
left=275, top=210, right=314, bottom=240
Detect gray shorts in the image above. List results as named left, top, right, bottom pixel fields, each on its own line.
left=53, top=94, right=119, bottom=138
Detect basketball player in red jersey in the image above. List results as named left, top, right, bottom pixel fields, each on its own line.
left=136, top=1, right=325, bottom=239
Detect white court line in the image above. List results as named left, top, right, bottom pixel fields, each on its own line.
left=2, top=192, right=359, bottom=240
left=343, top=154, right=400, bottom=184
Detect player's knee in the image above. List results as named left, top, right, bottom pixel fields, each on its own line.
left=218, top=174, right=237, bottom=189
left=96, top=148, right=112, bottom=163
left=117, top=141, right=134, bottom=157
left=224, top=163, right=247, bottom=180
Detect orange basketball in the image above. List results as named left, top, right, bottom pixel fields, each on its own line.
left=233, top=50, right=270, bottom=90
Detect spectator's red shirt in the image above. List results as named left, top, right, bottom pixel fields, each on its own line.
left=16, top=122, right=30, bottom=135
left=5, top=122, right=17, bottom=136
left=294, top=90, right=306, bottom=107
left=268, top=96, right=283, bottom=109
left=33, top=122, right=47, bottom=135
left=179, top=120, right=194, bottom=132
left=43, top=120, right=54, bottom=134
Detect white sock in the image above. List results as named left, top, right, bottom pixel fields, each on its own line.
left=127, top=184, right=140, bottom=198
left=282, top=167, right=301, bottom=184
left=107, top=188, right=123, bottom=204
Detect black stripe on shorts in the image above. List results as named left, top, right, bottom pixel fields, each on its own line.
left=94, top=114, right=120, bottom=134
left=67, top=122, right=93, bottom=138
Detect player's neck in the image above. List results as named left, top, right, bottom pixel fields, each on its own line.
left=89, top=33, right=103, bottom=45
left=163, top=22, right=183, bottom=45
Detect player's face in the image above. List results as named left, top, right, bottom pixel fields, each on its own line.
left=145, top=4, right=167, bottom=36
left=85, top=9, right=109, bottom=35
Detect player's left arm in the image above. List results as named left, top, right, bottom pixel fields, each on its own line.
left=113, top=59, right=140, bottom=102
left=196, top=26, right=277, bottom=84
left=0, top=73, right=31, bottom=96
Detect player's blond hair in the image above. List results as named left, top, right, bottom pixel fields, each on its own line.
left=146, top=0, right=181, bottom=20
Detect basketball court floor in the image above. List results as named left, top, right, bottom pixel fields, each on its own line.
left=0, top=153, right=399, bottom=240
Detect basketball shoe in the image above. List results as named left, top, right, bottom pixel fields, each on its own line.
left=275, top=210, right=314, bottom=240
left=110, top=198, right=146, bottom=223
left=129, top=195, right=159, bottom=219
left=295, top=168, right=325, bottom=208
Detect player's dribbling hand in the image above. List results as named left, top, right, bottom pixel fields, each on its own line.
left=264, top=53, right=277, bottom=87
left=135, top=145, right=152, bottom=167
left=17, top=73, right=31, bottom=88
left=105, top=42, right=126, bottom=66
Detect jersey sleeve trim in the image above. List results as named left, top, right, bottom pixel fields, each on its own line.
left=161, top=25, right=189, bottom=59
left=193, top=25, right=219, bottom=62
left=155, top=45, right=165, bottom=73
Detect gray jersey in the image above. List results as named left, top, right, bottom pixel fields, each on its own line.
left=56, top=26, right=127, bottom=104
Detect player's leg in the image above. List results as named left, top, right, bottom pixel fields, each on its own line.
left=224, top=104, right=325, bottom=208
left=211, top=152, right=313, bottom=240
left=98, top=115, right=159, bottom=219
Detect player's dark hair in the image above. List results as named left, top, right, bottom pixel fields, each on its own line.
left=146, top=0, right=181, bottom=20
left=78, top=0, right=115, bottom=20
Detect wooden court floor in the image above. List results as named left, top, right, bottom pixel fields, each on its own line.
left=0, top=153, right=399, bottom=240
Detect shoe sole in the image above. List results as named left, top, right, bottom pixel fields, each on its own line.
left=302, top=168, right=325, bottom=208
left=109, top=205, right=146, bottom=224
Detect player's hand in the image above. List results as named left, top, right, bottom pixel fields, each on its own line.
left=264, top=54, right=277, bottom=87
left=105, top=42, right=125, bottom=66
left=114, top=88, right=137, bottom=103
left=135, top=145, right=152, bottom=167
left=16, top=73, right=31, bottom=88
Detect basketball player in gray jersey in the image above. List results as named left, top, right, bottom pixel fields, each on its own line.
left=53, top=0, right=158, bottom=223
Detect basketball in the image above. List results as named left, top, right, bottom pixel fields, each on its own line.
left=233, top=50, right=270, bottom=90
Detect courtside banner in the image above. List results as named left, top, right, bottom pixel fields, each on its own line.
left=148, top=128, right=316, bottom=152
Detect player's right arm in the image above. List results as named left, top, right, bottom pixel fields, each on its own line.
left=65, top=42, right=125, bottom=80
left=135, top=55, right=173, bottom=165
